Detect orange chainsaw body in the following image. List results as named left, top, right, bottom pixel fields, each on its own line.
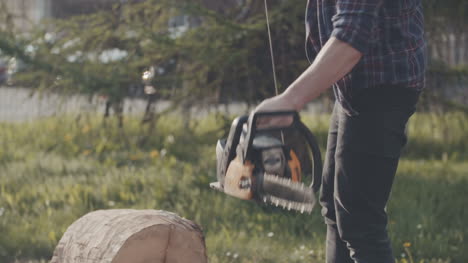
left=224, top=157, right=255, bottom=200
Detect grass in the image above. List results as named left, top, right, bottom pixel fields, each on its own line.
left=0, top=111, right=467, bottom=263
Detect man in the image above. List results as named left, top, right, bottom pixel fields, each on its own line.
left=255, top=0, right=426, bottom=262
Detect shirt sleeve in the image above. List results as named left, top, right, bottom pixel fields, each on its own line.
left=331, top=0, right=384, bottom=54
left=305, top=0, right=320, bottom=61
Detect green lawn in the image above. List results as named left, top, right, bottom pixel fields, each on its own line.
left=0, top=112, right=466, bottom=263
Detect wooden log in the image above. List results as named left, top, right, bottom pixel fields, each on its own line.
left=50, top=209, right=207, bottom=263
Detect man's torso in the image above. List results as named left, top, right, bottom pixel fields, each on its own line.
left=305, top=0, right=426, bottom=115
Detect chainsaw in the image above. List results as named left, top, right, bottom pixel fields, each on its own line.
left=210, top=111, right=322, bottom=213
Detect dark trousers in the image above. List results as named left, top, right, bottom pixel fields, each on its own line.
left=320, top=87, right=419, bottom=263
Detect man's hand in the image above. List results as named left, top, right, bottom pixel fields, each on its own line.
left=254, top=93, right=300, bottom=113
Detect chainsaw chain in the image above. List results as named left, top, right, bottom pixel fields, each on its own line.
left=261, top=174, right=316, bottom=214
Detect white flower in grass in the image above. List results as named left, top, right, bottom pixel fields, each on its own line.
left=226, top=251, right=231, bottom=257
left=233, top=253, right=238, bottom=259
left=267, top=232, right=274, bottom=238
left=417, top=224, right=423, bottom=229
left=166, top=135, right=175, bottom=144
left=300, top=245, right=305, bottom=250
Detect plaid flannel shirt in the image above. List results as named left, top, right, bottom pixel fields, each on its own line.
left=305, top=0, right=427, bottom=115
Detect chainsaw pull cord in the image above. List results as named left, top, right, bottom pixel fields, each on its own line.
left=264, top=0, right=279, bottom=96
left=264, top=0, right=285, bottom=144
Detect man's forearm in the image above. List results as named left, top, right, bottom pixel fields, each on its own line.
left=283, top=37, right=363, bottom=110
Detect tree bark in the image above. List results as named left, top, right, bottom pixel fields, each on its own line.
left=50, top=209, right=207, bottom=263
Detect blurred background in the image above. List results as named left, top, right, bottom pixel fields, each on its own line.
left=0, top=0, right=466, bottom=262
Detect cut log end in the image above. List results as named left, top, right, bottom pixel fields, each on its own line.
left=51, top=209, right=207, bottom=263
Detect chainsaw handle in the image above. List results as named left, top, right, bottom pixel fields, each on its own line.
left=250, top=111, right=300, bottom=127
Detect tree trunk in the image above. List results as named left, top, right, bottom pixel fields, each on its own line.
left=50, top=209, right=207, bottom=263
